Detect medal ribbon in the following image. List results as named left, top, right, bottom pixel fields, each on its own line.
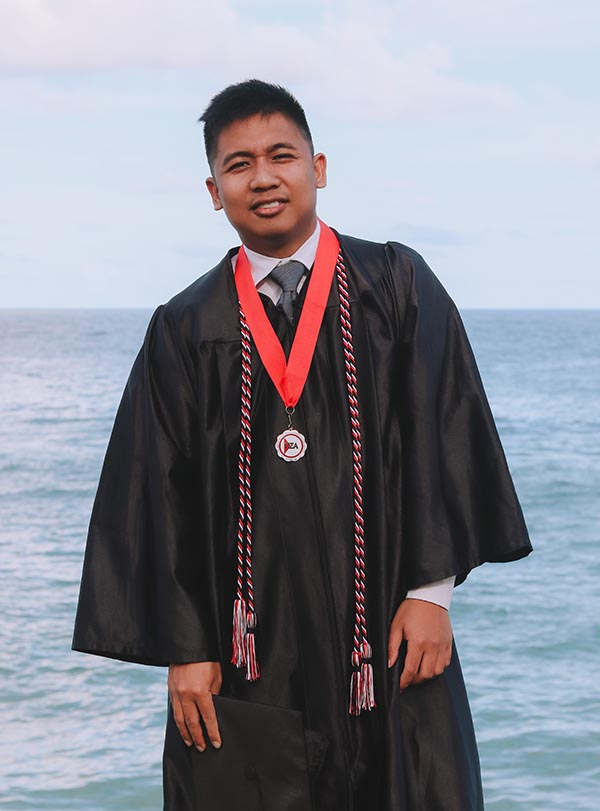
left=234, top=219, right=340, bottom=408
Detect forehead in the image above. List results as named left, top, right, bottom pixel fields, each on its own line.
left=214, top=112, right=310, bottom=162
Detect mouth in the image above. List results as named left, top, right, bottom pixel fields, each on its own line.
left=251, top=199, right=288, bottom=216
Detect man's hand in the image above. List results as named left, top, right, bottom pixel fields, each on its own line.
left=168, top=661, right=222, bottom=752
left=387, top=599, right=453, bottom=691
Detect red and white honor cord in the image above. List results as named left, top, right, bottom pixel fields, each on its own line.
left=231, top=307, right=259, bottom=681
left=336, top=251, right=376, bottom=715
left=232, top=252, right=375, bottom=712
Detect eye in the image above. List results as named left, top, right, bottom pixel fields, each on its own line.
left=226, top=160, right=250, bottom=172
left=273, top=153, right=295, bottom=161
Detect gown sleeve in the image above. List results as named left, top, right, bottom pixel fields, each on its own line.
left=72, top=304, right=220, bottom=666
left=388, top=243, right=532, bottom=588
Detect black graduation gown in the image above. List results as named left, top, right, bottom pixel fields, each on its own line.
left=72, top=233, right=532, bottom=810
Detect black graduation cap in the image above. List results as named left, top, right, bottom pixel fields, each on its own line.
left=163, top=695, right=329, bottom=810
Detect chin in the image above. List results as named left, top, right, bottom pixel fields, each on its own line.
left=244, top=221, right=291, bottom=244
left=238, top=211, right=315, bottom=254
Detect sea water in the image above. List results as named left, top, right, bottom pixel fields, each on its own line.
left=0, top=308, right=598, bottom=810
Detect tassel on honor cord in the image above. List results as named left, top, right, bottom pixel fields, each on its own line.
left=231, top=596, right=247, bottom=668
left=245, top=611, right=260, bottom=681
left=350, top=641, right=376, bottom=715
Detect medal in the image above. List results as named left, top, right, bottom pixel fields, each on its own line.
left=234, top=220, right=339, bottom=459
left=275, top=429, right=307, bottom=461
left=275, top=407, right=307, bottom=461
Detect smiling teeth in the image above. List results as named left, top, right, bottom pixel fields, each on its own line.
left=259, top=201, right=280, bottom=208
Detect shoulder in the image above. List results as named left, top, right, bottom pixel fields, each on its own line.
left=157, top=249, right=240, bottom=343
left=337, top=231, right=448, bottom=305
left=163, top=250, right=235, bottom=317
left=338, top=232, right=424, bottom=267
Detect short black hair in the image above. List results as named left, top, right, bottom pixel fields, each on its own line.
left=199, top=79, right=314, bottom=169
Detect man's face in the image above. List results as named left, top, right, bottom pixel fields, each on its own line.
left=206, top=112, right=327, bottom=257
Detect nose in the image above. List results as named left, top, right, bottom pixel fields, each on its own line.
left=249, top=157, right=279, bottom=191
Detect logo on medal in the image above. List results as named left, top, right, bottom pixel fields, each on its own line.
left=275, top=429, right=308, bottom=462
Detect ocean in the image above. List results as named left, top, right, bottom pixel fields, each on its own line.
left=0, top=308, right=598, bottom=810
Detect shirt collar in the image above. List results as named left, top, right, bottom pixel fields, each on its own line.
left=242, top=222, right=320, bottom=285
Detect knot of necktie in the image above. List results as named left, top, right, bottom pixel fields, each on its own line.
left=269, top=260, right=307, bottom=322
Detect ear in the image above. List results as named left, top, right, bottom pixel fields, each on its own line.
left=313, top=152, right=327, bottom=189
left=205, top=176, right=223, bottom=211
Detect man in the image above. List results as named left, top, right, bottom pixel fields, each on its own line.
left=73, top=80, right=531, bottom=810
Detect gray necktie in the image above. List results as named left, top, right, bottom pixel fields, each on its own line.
left=269, top=260, right=307, bottom=323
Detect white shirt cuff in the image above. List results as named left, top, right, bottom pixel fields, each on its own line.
left=405, top=575, right=456, bottom=610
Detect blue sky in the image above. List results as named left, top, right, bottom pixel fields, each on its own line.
left=1, top=0, right=598, bottom=308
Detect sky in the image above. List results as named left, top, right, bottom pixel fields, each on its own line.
left=1, top=0, right=599, bottom=308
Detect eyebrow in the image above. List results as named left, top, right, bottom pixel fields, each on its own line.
left=221, top=142, right=299, bottom=167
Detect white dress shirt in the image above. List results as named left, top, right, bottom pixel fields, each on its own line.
left=232, top=223, right=455, bottom=610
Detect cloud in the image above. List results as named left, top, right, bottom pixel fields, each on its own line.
left=460, top=116, right=600, bottom=169
left=354, top=0, right=600, bottom=49
left=0, top=0, right=235, bottom=72
left=0, top=0, right=518, bottom=120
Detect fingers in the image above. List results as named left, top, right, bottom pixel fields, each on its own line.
left=387, top=619, right=404, bottom=668
left=171, top=695, right=203, bottom=750
left=168, top=662, right=223, bottom=753
left=183, top=699, right=208, bottom=751
left=198, top=692, right=221, bottom=749
left=411, top=649, right=438, bottom=685
left=173, top=693, right=222, bottom=752
left=442, top=641, right=452, bottom=670
left=390, top=599, right=454, bottom=691
left=404, top=642, right=453, bottom=687
left=399, top=641, right=423, bottom=690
